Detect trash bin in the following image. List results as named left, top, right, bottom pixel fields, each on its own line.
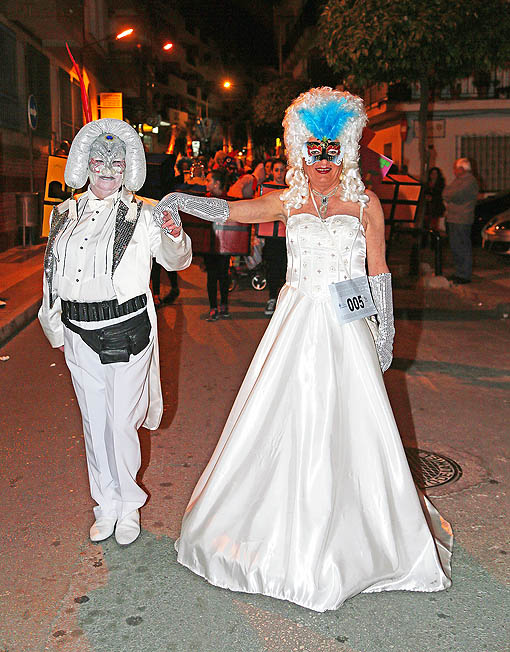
left=15, top=192, right=40, bottom=245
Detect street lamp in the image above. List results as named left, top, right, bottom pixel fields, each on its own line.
left=163, top=42, right=174, bottom=51
left=221, top=80, right=235, bottom=150
left=116, top=28, right=134, bottom=40
left=65, top=28, right=135, bottom=123
left=80, top=28, right=135, bottom=49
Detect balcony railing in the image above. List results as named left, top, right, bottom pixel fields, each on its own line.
left=365, top=68, right=510, bottom=109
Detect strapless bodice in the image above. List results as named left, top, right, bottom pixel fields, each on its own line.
left=285, top=213, right=366, bottom=300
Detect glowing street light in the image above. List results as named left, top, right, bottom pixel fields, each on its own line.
left=163, top=42, right=174, bottom=51
left=116, top=28, right=134, bottom=40
left=223, top=80, right=232, bottom=89
left=65, top=27, right=135, bottom=124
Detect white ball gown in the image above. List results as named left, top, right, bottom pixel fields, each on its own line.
left=175, top=211, right=453, bottom=612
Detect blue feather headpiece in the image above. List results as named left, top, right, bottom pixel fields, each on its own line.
left=297, top=98, right=356, bottom=141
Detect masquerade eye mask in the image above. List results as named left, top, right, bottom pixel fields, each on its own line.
left=88, top=134, right=127, bottom=177
left=302, top=139, right=344, bottom=166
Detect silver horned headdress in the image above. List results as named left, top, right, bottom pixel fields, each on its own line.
left=64, top=118, right=146, bottom=192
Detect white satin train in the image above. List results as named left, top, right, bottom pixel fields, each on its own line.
left=175, top=282, right=452, bottom=612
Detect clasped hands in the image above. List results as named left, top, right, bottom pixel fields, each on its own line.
left=160, top=210, right=182, bottom=238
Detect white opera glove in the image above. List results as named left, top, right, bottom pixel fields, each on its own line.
left=368, top=272, right=395, bottom=373
left=152, top=192, right=230, bottom=233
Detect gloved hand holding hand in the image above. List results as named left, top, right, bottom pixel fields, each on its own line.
left=152, top=192, right=230, bottom=234
left=161, top=210, right=182, bottom=238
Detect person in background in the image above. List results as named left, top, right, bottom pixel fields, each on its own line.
left=150, top=263, right=180, bottom=307
left=443, top=158, right=479, bottom=284
left=425, top=167, right=445, bottom=232
left=150, top=156, right=186, bottom=306
left=203, top=168, right=232, bottom=321
left=228, top=161, right=266, bottom=199
left=54, top=140, right=70, bottom=157
left=173, top=157, right=192, bottom=189
left=213, top=150, right=227, bottom=169
left=263, top=158, right=289, bottom=316
left=222, top=154, right=241, bottom=183
left=271, top=158, right=287, bottom=187
left=264, top=158, right=274, bottom=181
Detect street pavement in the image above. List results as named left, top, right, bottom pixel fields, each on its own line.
left=0, top=238, right=509, bottom=652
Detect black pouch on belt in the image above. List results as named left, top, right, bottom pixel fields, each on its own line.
left=61, top=310, right=152, bottom=364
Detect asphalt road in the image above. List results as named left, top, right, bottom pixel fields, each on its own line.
left=1, top=262, right=509, bottom=652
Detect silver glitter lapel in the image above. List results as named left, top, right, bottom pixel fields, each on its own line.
left=112, top=199, right=142, bottom=277
left=44, top=206, right=70, bottom=308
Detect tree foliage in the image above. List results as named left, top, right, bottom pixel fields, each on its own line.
left=251, top=77, right=309, bottom=127
left=318, top=0, right=510, bottom=185
left=319, top=0, right=510, bottom=89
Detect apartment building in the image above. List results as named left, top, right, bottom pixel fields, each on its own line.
left=276, top=0, right=510, bottom=194
left=0, top=0, right=227, bottom=251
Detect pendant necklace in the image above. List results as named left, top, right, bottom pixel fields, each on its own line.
left=311, top=184, right=340, bottom=220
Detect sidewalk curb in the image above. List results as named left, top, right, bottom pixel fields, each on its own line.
left=0, top=298, right=41, bottom=349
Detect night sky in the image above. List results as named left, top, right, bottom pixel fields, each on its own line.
left=176, top=0, right=278, bottom=68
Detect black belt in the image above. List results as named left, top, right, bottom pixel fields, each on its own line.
left=61, top=294, right=147, bottom=322
left=61, top=309, right=151, bottom=364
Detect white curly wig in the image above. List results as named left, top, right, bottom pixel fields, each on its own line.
left=281, top=87, right=368, bottom=211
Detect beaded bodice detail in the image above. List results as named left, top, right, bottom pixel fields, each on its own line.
left=285, top=213, right=366, bottom=300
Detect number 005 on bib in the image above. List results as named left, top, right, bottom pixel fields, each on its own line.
left=329, top=275, right=377, bottom=325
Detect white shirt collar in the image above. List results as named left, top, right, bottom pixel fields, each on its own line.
left=87, top=187, right=122, bottom=205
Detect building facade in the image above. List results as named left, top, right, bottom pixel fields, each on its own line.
left=0, top=0, right=228, bottom=251
left=365, top=77, right=510, bottom=192
left=276, top=0, right=510, bottom=194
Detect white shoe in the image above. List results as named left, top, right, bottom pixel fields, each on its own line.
left=90, top=517, right=117, bottom=542
left=264, top=298, right=276, bottom=316
left=115, top=510, right=140, bottom=546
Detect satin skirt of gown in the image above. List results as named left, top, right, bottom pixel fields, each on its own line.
left=175, top=213, right=452, bottom=612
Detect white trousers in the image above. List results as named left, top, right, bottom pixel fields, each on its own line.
left=64, top=327, right=153, bottom=520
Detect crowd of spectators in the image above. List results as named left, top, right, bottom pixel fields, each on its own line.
left=154, top=150, right=289, bottom=318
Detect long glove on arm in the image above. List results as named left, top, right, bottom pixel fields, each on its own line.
left=368, top=272, right=395, bottom=373
left=152, top=192, right=230, bottom=233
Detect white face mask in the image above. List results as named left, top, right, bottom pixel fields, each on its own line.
left=88, top=133, right=126, bottom=197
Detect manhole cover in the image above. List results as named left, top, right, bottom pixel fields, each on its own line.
left=404, top=448, right=463, bottom=489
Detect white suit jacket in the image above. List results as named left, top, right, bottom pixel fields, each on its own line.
left=38, top=187, right=192, bottom=429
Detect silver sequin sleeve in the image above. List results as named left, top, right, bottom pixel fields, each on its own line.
left=368, top=272, right=395, bottom=373
left=152, top=192, right=230, bottom=231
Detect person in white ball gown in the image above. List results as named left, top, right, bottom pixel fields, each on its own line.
left=154, top=87, right=453, bottom=612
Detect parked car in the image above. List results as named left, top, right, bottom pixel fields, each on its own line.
left=473, top=189, right=510, bottom=244
left=481, top=208, right=510, bottom=255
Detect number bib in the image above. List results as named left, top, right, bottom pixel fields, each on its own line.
left=328, top=275, right=377, bottom=324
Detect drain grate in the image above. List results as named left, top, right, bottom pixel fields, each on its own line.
left=404, top=448, right=463, bottom=489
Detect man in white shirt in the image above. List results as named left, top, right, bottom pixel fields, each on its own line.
left=39, top=119, right=192, bottom=545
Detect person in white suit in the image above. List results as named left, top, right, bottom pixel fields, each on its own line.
left=39, top=118, right=192, bottom=545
